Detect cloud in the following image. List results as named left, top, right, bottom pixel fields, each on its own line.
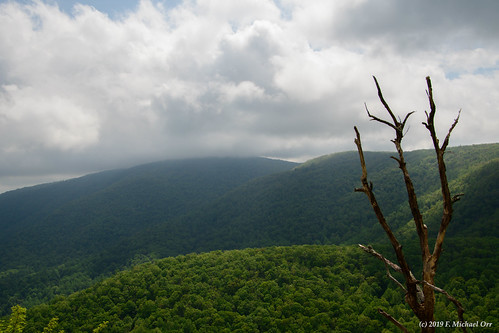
left=0, top=0, right=498, bottom=192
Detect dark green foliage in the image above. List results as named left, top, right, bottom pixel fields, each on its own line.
left=22, top=245, right=393, bottom=331
left=0, top=157, right=297, bottom=315
left=0, top=157, right=297, bottom=267
left=20, top=244, right=498, bottom=332
left=0, top=144, right=498, bottom=317
left=124, top=144, right=499, bottom=262
left=449, top=159, right=499, bottom=237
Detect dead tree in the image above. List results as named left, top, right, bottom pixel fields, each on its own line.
left=354, top=76, right=465, bottom=332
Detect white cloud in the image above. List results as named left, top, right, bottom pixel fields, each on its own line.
left=1, top=84, right=100, bottom=150
left=0, top=0, right=498, bottom=192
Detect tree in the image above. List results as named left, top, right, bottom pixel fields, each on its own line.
left=42, top=317, right=60, bottom=333
left=354, top=76, right=465, bottom=332
left=1, top=305, right=26, bottom=333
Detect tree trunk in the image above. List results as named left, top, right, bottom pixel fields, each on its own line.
left=355, top=76, right=465, bottom=333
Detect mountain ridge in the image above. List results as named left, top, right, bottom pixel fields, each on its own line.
left=0, top=143, right=498, bottom=315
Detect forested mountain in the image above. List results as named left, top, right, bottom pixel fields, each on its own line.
left=0, top=157, right=298, bottom=314
left=0, top=157, right=298, bottom=251
left=0, top=143, right=498, bottom=318
left=13, top=245, right=499, bottom=332
left=126, top=143, right=499, bottom=256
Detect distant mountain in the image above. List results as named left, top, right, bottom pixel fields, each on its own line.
left=0, top=143, right=498, bottom=315
left=0, top=157, right=297, bottom=261
left=0, top=157, right=298, bottom=314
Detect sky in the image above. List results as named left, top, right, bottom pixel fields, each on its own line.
left=0, top=0, right=498, bottom=193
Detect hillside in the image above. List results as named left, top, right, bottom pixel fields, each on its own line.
left=124, top=143, right=499, bottom=257
left=0, top=157, right=298, bottom=257
left=14, top=244, right=499, bottom=332
left=0, top=157, right=298, bottom=314
left=0, top=143, right=498, bottom=316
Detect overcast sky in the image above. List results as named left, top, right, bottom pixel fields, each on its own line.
left=0, top=0, right=498, bottom=192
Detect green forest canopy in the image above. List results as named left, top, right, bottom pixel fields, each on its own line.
left=2, top=244, right=497, bottom=332
left=0, top=144, right=498, bottom=330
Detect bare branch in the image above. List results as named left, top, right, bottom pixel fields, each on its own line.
left=390, top=155, right=402, bottom=164
left=373, top=76, right=399, bottom=126
left=423, top=76, right=462, bottom=270
left=452, top=193, right=464, bottom=203
left=423, top=77, right=439, bottom=151
left=359, top=244, right=402, bottom=272
left=366, top=78, right=415, bottom=146
left=401, top=111, right=416, bottom=128
left=354, top=126, right=367, bottom=181
left=354, top=127, right=423, bottom=315
left=383, top=255, right=406, bottom=292
left=359, top=244, right=425, bottom=302
left=365, top=103, right=397, bottom=130
left=369, top=77, right=430, bottom=263
left=425, top=76, right=437, bottom=129
left=378, top=309, right=410, bottom=333
left=441, top=110, right=461, bottom=152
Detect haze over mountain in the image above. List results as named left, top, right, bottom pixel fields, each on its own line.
left=1, top=0, right=498, bottom=193
left=1, top=143, right=498, bottom=316
left=0, top=157, right=297, bottom=263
